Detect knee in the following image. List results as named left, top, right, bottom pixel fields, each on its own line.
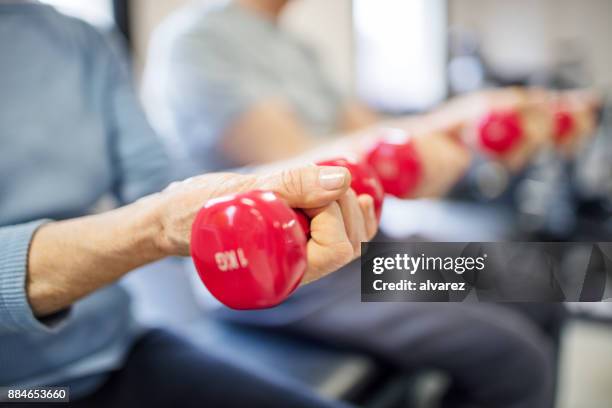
left=468, top=308, right=556, bottom=407
left=501, top=328, right=554, bottom=399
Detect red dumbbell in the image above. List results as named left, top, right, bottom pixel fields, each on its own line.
left=191, top=160, right=383, bottom=310
left=364, top=129, right=423, bottom=198
left=316, top=157, right=385, bottom=220
left=477, top=110, right=523, bottom=155
left=553, top=107, right=576, bottom=144
left=191, top=190, right=308, bottom=310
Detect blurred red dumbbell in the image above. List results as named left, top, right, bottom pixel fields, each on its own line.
left=317, top=157, right=385, bottom=220
left=552, top=105, right=576, bottom=144
left=364, top=129, right=423, bottom=198
left=191, top=190, right=308, bottom=310
left=477, top=110, right=523, bottom=155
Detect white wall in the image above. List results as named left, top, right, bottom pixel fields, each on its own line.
left=131, top=0, right=612, bottom=90
left=130, top=0, right=355, bottom=93
left=131, top=0, right=193, bottom=77
left=449, top=0, right=612, bottom=87
left=281, top=0, right=354, bottom=94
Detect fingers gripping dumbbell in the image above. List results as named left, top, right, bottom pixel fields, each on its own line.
left=317, top=157, right=385, bottom=219
left=190, top=161, right=384, bottom=310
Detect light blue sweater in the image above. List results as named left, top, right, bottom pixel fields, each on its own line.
left=0, top=3, right=172, bottom=395
left=143, top=0, right=344, bottom=173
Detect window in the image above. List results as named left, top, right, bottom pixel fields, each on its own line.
left=39, top=0, right=114, bottom=27
left=354, top=0, right=447, bottom=113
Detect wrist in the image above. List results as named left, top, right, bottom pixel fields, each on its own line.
left=26, top=201, right=168, bottom=317
left=126, top=195, right=172, bottom=260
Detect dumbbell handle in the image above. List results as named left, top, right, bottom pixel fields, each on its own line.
left=294, top=209, right=310, bottom=237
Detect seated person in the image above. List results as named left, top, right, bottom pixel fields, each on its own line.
left=0, top=2, right=376, bottom=407
left=143, top=1, right=565, bottom=407
left=142, top=0, right=473, bottom=188
left=142, top=0, right=376, bottom=173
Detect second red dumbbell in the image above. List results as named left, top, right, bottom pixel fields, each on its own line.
left=317, top=157, right=385, bottom=219
left=364, top=129, right=423, bottom=198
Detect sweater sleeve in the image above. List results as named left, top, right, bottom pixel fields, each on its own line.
left=95, top=31, right=175, bottom=204
left=0, top=220, right=71, bottom=334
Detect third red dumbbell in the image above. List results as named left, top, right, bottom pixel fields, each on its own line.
left=552, top=105, right=576, bottom=144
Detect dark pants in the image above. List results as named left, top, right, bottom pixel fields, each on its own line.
left=218, top=261, right=564, bottom=408
left=63, top=329, right=347, bottom=408
left=288, top=301, right=558, bottom=408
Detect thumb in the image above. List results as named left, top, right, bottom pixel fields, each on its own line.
left=254, top=165, right=351, bottom=209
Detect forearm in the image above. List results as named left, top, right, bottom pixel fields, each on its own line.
left=220, top=100, right=317, bottom=165
left=254, top=115, right=425, bottom=169
left=27, top=199, right=165, bottom=317
left=338, top=102, right=381, bottom=132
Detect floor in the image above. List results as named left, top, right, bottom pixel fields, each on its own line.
left=557, top=318, right=612, bottom=408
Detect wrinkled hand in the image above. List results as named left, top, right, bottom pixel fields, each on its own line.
left=146, top=166, right=378, bottom=284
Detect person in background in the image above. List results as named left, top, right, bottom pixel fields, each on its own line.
left=142, top=0, right=378, bottom=173
left=0, top=2, right=377, bottom=407
left=142, top=0, right=472, bottom=193
left=143, top=1, right=561, bottom=407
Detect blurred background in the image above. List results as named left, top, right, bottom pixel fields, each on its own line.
left=37, top=1, right=612, bottom=407
left=42, top=0, right=612, bottom=105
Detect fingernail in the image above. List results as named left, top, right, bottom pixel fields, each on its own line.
left=319, top=167, right=347, bottom=190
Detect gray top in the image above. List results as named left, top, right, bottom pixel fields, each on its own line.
left=0, top=3, right=171, bottom=395
left=143, top=0, right=345, bottom=173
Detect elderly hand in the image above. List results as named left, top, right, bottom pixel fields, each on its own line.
left=150, top=165, right=378, bottom=283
